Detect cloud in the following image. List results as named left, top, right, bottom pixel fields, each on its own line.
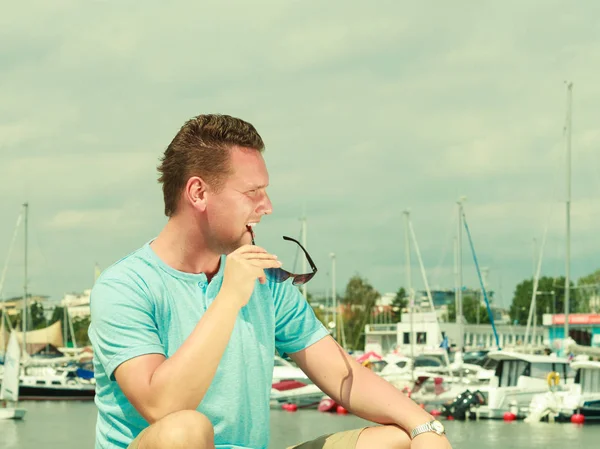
left=1, top=1, right=599, bottom=309
left=46, top=205, right=148, bottom=231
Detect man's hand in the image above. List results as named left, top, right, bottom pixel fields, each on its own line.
left=221, top=244, right=281, bottom=308
left=411, top=433, right=453, bottom=449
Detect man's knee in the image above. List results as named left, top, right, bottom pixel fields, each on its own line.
left=142, top=410, right=214, bottom=449
left=356, top=424, right=410, bottom=449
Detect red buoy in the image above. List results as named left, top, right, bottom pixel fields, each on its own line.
left=282, top=403, right=298, bottom=412
left=431, top=409, right=441, bottom=417
left=571, top=413, right=585, bottom=424
left=273, top=380, right=307, bottom=391
left=336, top=405, right=348, bottom=414
left=503, top=412, right=517, bottom=421
left=318, top=398, right=337, bottom=413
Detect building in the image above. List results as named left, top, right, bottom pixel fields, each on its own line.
left=408, top=288, right=505, bottom=323
left=364, top=311, right=541, bottom=355
left=543, top=313, right=600, bottom=350
left=0, top=295, right=50, bottom=316
left=61, top=289, right=91, bottom=319
left=56, top=263, right=101, bottom=320
left=415, top=288, right=495, bottom=307
left=365, top=312, right=443, bottom=355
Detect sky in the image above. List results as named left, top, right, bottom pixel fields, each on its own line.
left=1, top=1, right=599, bottom=309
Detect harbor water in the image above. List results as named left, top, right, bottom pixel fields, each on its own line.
left=0, top=401, right=597, bottom=449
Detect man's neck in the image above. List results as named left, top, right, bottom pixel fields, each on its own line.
left=150, top=215, right=221, bottom=280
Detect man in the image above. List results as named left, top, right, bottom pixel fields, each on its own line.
left=89, top=114, right=452, bottom=449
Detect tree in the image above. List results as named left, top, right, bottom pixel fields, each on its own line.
left=340, top=275, right=380, bottom=351
left=390, top=287, right=407, bottom=322
left=10, top=301, right=48, bottom=331
left=72, top=316, right=91, bottom=346
left=447, top=295, right=491, bottom=324
left=29, top=301, right=47, bottom=330
left=305, top=291, right=333, bottom=329
left=50, top=306, right=65, bottom=324
left=509, top=276, right=572, bottom=325
left=577, top=269, right=600, bottom=313
left=311, top=303, right=328, bottom=328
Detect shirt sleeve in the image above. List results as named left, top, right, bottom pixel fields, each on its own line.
left=271, top=279, right=329, bottom=356
left=89, top=274, right=165, bottom=380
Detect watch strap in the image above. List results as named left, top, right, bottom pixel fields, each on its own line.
left=410, top=422, right=432, bottom=439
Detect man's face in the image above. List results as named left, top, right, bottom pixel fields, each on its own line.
left=205, top=146, right=272, bottom=253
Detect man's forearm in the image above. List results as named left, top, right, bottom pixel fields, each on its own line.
left=334, top=359, right=432, bottom=431
left=145, top=291, right=240, bottom=421
left=292, top=337, right=431, bottom=432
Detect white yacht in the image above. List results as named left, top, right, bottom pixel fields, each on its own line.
left=404, top=351, right=493, bottom=406
left=442, top=351, right=573, bottom=419
left=16, top=364, right=96, bottom=400
left=526, top=358, right=600, bottom=423
left=272, top=356, right=308, bottom=383
left=271, top=356, right=324, bottom=409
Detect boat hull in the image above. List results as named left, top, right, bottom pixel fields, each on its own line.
left=555, top=400, right=600, bottom=422
left=17, top=385, right=95, bottom=401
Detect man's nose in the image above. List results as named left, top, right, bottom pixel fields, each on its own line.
left=260, top=192, right=273, bottom=215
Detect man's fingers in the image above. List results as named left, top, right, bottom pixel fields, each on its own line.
left=249, top=259, right=283, bottom=269
left=234, top=244, right=268, bottom=254
left=238, top=253, right=279, bottom=261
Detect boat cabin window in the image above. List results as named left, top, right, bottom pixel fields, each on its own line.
left=369, top=361, right=388, bottom=373
left=414, top=356, right=443, bottom=368
left=481, top=357, right=498, bottom=370
left=577, top=369, right=600, bottom=394
left=52, top=380, right=62, bottom=385
left=528, top=362, right=569, bottom=380
left=529, top=362, right=553, bottom=379
left=36, top=380, right=46, bottom=385
left=496, top=360, right=528, bottom=387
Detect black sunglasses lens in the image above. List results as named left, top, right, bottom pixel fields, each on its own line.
left=291, top=273, right=315, bottom=286
left=264, top=268, right=291, bottom=283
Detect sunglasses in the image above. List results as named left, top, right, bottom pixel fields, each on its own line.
left=252, top=234, right=317, bottom=286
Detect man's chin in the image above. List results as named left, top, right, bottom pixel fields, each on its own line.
left=226, top=235, right=252, bottom=253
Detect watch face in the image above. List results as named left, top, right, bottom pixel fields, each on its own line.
left=431, top=421, right=445, bottom=433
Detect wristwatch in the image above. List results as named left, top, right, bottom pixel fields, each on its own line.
left=411, top=420, right=446, bottom=439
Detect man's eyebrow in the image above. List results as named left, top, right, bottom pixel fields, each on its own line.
left=247, top=183, right=269, bottom=190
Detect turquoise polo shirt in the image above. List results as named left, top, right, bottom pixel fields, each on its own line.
left=89, top=241, right=328, bottom=449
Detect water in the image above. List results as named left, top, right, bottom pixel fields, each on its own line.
left=1, top=401, right=597, bottom=449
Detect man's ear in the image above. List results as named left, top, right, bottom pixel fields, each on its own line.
left=185, top=176, right=209, bottom=212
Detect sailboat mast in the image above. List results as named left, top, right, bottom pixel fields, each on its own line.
left=330, top=252, right=337, bottom=342
left=22, top=202, right=28, bottom=355
left=564, top=82, right=573, bottom=343
left=457, top=199, right=464, bottom=350
left=63, top=306, right=68, bottom=347
left=403, top=210, right=414, bottom=376
left=301, top=216, right=307, bottom=299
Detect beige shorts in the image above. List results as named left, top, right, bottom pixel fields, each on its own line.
left=286, top=427, right=367, bottom=449
left=128, top=427, right=367, bottom=449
